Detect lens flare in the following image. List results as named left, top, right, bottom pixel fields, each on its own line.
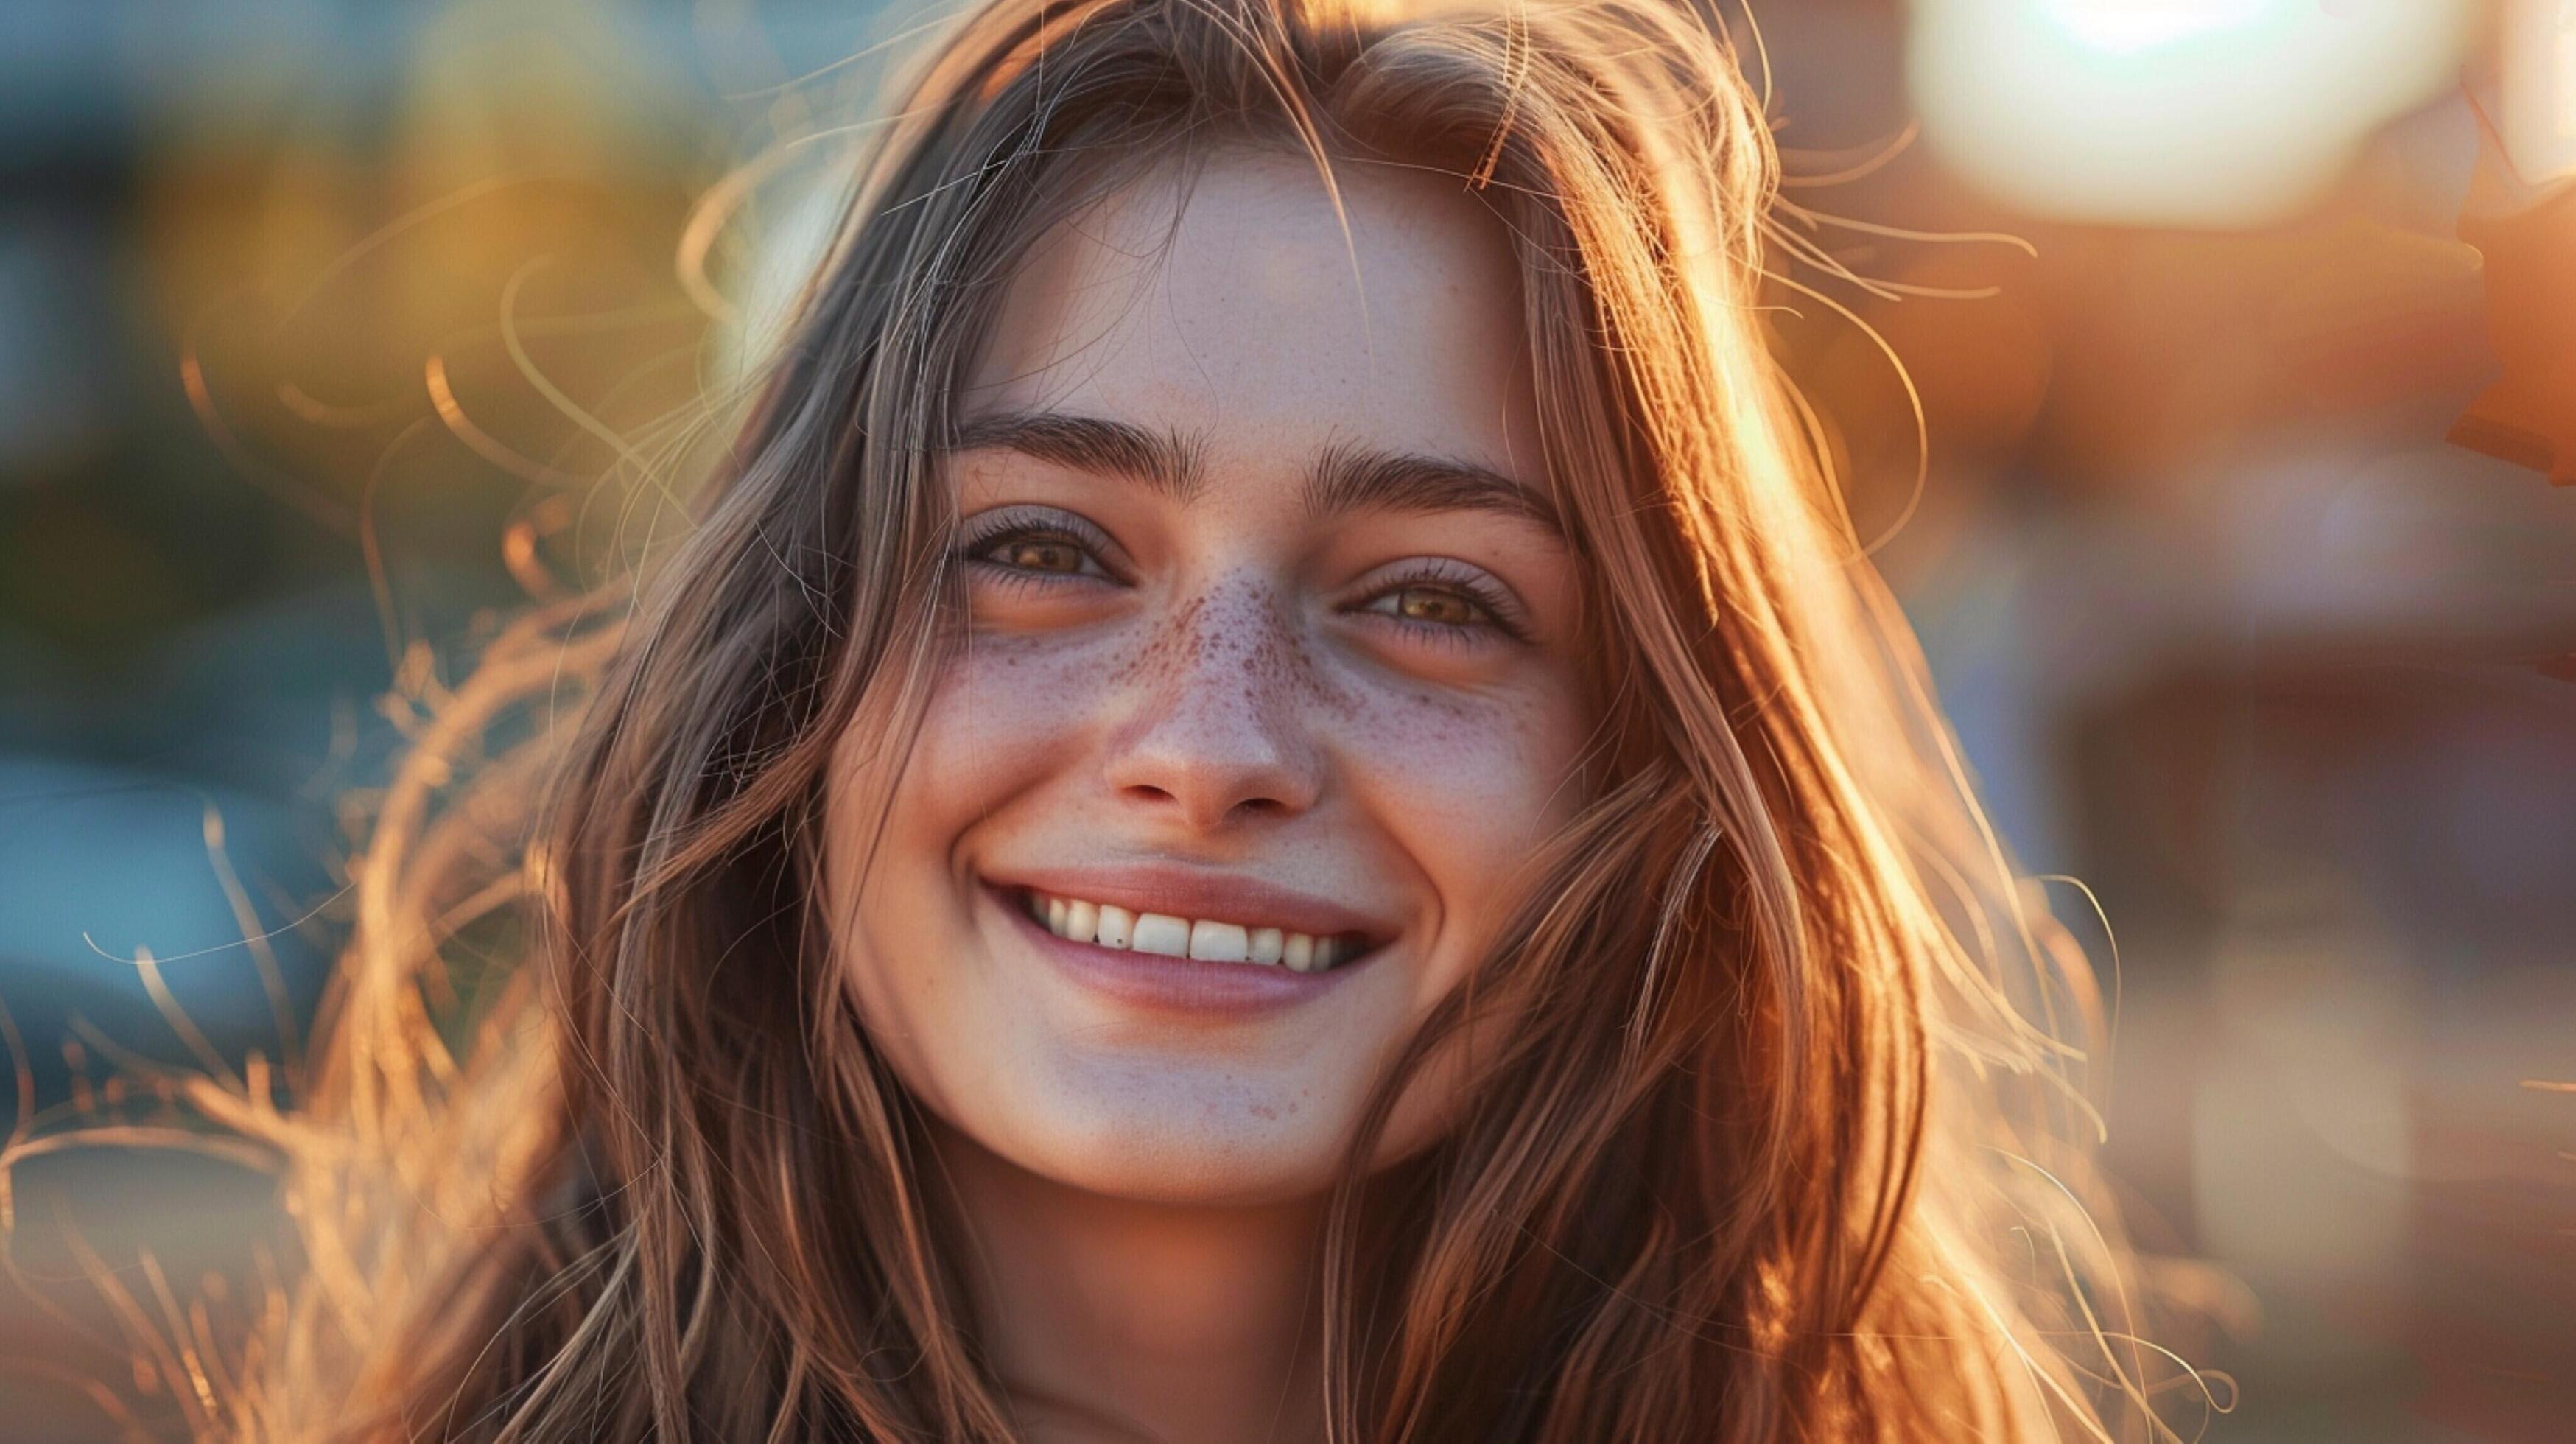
left=1908, top=0, right=2476, bottom=227
left=2502, top=0, right=2576, bottom=183
left=2034, top=0, right=2269, bottom=56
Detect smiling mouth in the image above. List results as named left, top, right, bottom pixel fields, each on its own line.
left=1012, top=886, right=1375, bottom=973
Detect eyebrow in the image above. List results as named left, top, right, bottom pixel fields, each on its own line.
left=952, top=410, right=1207, bottom=502
left=952, top=409, right=1559, bottom=534
left=1305, top=438, right=1559, bottom=534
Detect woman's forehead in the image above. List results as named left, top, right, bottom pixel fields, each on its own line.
left=963, top=147, right=1546, bottom=494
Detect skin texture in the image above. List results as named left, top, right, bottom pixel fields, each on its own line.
left=823, top=149, right=1590, bottom=1440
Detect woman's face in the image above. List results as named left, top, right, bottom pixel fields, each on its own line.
left=824, top=148, right=1589, bottom=1205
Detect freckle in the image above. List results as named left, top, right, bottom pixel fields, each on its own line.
left=1110, top=592, right=1204, bottom=686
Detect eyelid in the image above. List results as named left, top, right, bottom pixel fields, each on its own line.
left=955, top=505, right=1130, bottom=581
left=1350, top=558, right=1531, bottom=642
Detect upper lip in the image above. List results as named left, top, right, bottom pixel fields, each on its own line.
left=982, top=861, right=1400, bottom=944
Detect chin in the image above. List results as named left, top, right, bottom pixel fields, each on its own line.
left=956, top=1059, right=1358, bottom=1207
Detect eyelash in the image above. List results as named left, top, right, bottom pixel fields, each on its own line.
left=1354, top=560, right=1529, bottom=645
left=954, top=514, right=1526, bottom=644
left=955, top=511, right=1123, bottom=590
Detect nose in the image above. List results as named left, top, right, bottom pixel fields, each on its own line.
left=1101, top=583, right=1324, bottom=832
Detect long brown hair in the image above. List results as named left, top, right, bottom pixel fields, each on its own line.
left=189, top=0, right=2190, bottom=1436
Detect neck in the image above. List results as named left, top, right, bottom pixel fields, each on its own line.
left=929, top=1125, right=1327, bottom=1444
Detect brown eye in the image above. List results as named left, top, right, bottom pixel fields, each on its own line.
left=956, top=510, right=1124, bottom=589
left=1372, top=586, right=1489, bottom=628
left=987, top=537, right=1087, bottom=574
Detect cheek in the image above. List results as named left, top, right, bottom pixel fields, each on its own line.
left=827, top=632, right=1134, bottom=1110
left=1331, top=664, right=1586, bottom=881
left=829, top=631, right=1128, bottom=975
left=898, top=627, right=1131, bottom=813
left=1329, top=665, right=1584, bottom=1162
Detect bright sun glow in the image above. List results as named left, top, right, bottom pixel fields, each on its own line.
left=2036, top=0, right=2271, bottom=56
left=1909, top=0, right=2477, bottom=227
left=2502, top=0, right=2576, bottom=182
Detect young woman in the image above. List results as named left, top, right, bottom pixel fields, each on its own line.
left=222, top=0, right=2184, bottom=1437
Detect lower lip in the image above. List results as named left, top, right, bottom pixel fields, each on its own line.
left=991, top=885, right=1364, bottom=1018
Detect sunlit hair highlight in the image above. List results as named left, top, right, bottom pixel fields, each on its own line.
left=135, top=0, right=2208, bottom=1437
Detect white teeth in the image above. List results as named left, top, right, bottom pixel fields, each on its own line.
left=1024, top=890, right=1355, bottom=971
left=1188, top=921, right=1250, bottom=962
left=1288, top=937, right=1338, bottom=973
left=1131, top=912, right=1191, bottom=958
left=1095, top=904, right=1134, bottom=949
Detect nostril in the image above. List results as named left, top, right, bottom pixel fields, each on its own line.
left=1105, top=729, right=1320, bottom=822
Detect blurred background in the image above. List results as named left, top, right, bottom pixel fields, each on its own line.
left=0, top=0, right=2570, bottom=1438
